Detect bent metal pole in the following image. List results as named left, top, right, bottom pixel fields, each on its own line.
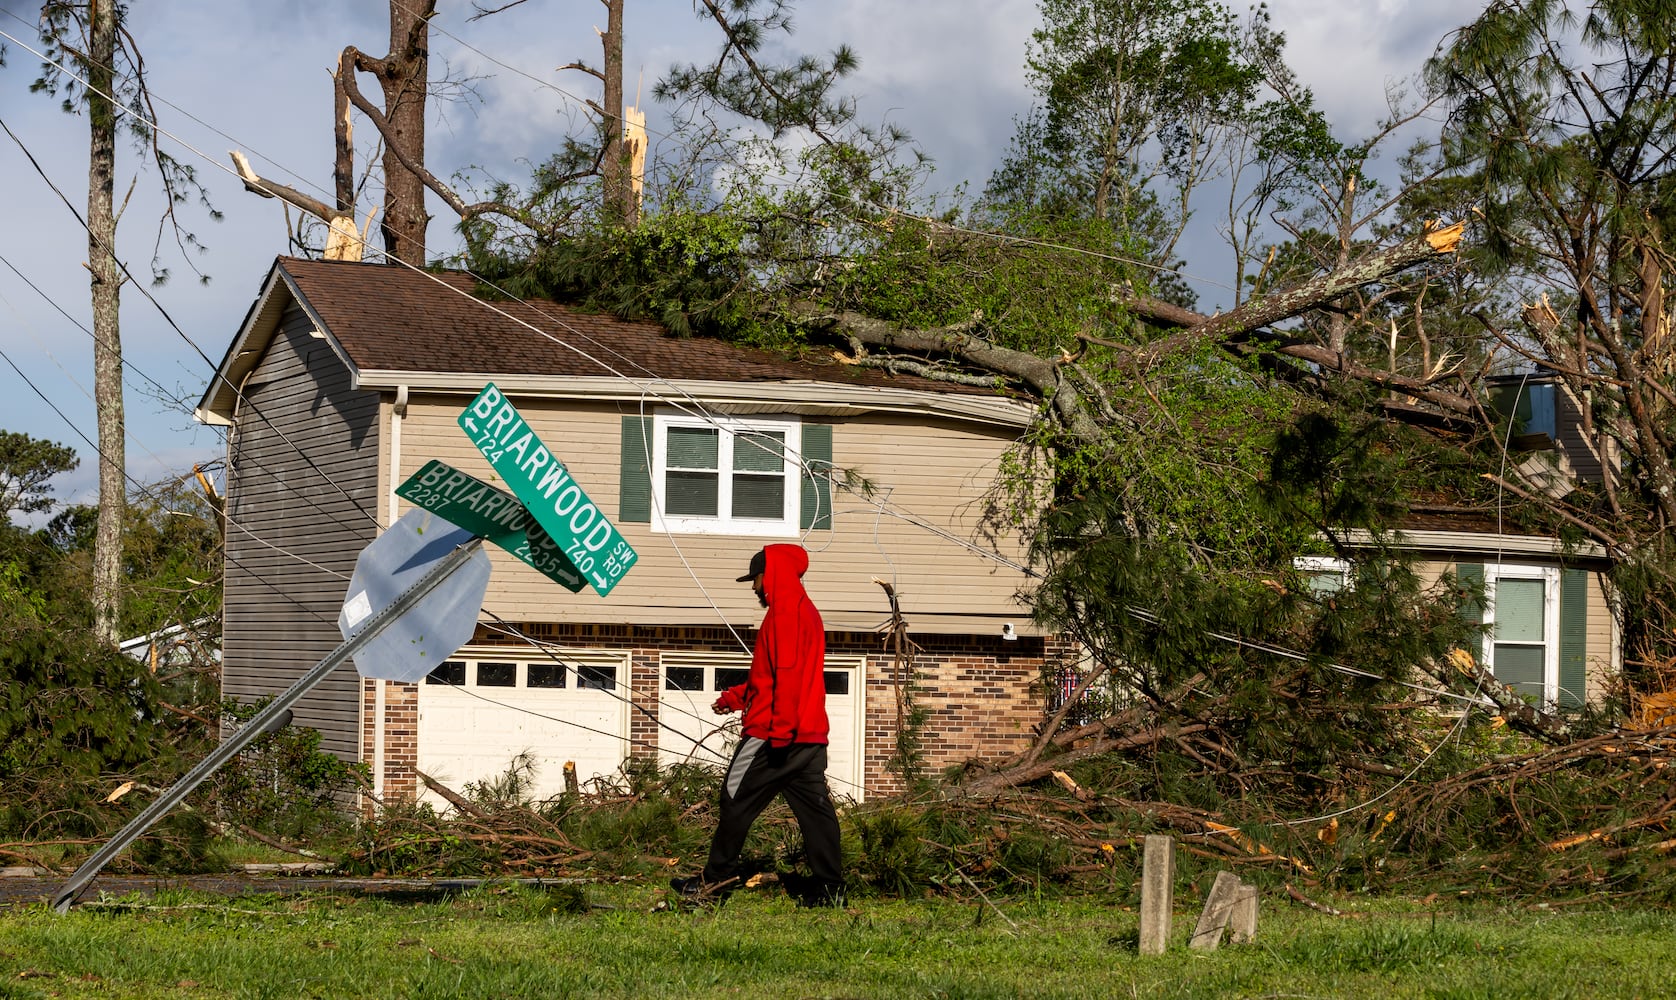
left=52, top=537, right=485, bottom=914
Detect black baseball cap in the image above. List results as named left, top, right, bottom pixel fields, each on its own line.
left=736, top=548, right=767, bottom=582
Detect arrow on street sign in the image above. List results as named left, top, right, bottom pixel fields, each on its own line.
left=338, top=507, right=493, bottom=681
left=458, top=383, right=638, bottom=596
left=394, top=459, right=586, bottom=593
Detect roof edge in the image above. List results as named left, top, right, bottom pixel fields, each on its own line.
left=353, top=371, right=1037, bottom=428
left=1343, top=528, right=1608, bottom=562
left=194, top=261, right=361, bottom=425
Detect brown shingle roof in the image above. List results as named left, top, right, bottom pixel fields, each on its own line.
left=278, top=257, right=996, bottom=395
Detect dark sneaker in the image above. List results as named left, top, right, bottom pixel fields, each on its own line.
left=669, top=875, right=734, bottom=905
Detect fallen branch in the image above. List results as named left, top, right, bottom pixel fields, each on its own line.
left=416, top=771, right=489, bottom=819
left=1285, top=882, right=1357, bottom=917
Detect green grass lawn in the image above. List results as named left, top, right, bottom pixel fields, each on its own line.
left=1, top=882, right=1673, bottom=999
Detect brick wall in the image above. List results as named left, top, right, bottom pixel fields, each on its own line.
left=361, top=678, right=420, bottom=805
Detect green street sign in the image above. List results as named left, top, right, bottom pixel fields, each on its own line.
left=394, top=459, right=585, bottom=593
left=458, top=384, right=638, bottom=596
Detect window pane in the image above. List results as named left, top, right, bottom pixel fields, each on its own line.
left=667, top=427, right=718, bottom=469
left=477, top=662, right=516, bottom=687
left=824, top=670, right=850, bottom=695
left=1493, top=643, right=1546, bottom=700
left=528, top=663, right=566, bottom=688
left=733, top=431, right=785, bottom=473
left=1494, top=579, right=1545, bottom=642
left=732, top=473, right=785, bottom=519
left=578, top=665, right=617, bottom=691
left=1302, top=570, right=1345, bottom=596
left=715, top=667, right=750, bottom=691
left=425, top=661, right=466, bottom=686
left=665, top=666, right=704, bottom=691
left=666, top=471, right=719, bottom=515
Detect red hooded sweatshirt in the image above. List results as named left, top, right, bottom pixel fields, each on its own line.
left=715, top=543, right=829, bottom=747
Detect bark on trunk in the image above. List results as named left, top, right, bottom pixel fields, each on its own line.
left=1130, top=223, right=1464, bottom=367
left=375, top=1, right=434, bottom=265
left=88, top=0, right=123, bottom=647
left=598, top=0, right=634, bottom=226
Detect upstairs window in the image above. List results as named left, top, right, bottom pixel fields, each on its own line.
left=1295, top=556, right=1351, bottom=597
left=652, top=414, right=802, bottom=536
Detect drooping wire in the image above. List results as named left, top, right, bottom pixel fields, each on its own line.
left=0, top=13, right=1540, bottom=814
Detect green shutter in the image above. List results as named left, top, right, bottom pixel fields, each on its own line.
left=619, top=416, right=652, bottom=523
left=1559, top=568, right=1588, bottom=709
left=1456, top=562, right=1485, bottom=625
left=800, top=424, right=833, bottom=530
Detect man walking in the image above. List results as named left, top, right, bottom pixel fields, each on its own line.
left=673, top=543, right=845, bottom=907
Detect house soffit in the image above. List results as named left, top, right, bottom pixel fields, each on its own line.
left=354, top=372, right=1035, bottom=429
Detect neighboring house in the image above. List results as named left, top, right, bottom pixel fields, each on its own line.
left=1306, top=370, right=1621, bottom=710
left=118, top=619, right=221, bottom=673
left=196, top=257, right=1066, bottom=806
left=1317, top=522, right=1614, bottom=709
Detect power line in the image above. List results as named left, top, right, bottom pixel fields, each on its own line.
left=0, top=108, right=383, bottom=532
left=0, top=12, right=1536, bottom=815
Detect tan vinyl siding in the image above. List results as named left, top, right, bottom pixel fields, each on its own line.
left=1586, top=570, right=1614, bottom=703
left=222, top=304, right=380, bottom=760
left=389, top=396, right=1031, bottom=634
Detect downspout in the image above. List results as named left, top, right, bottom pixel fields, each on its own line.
left=373, top=385, right=409, bottom=801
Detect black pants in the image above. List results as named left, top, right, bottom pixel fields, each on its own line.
left=703, top=738, right=842, bottom=890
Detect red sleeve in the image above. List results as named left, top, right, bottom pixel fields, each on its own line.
left=715, top=684, right=746, bottom=711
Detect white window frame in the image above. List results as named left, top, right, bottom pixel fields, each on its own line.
left=651, top=411, right=802, bottom=537
left=1295, top=556, right=1351, bottom=595
left=1482, top=563, right=1560, bottom=705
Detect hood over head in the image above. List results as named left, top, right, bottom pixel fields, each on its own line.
left=757, top=543, right=809, bottom=606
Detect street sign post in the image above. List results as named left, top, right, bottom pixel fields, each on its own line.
left=53, top=531, right=486, bottom=913
left=339, top=508, right=494, bottom=682
left=394, top=459, right=585, bottom=593
left=458, top=383, right=637, bottom=596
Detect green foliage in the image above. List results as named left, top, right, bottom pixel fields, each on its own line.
left=988, top=0, right=1265, bottom=235
left=118, top=475, right=221, bottom=639
left=0, top=607, right=186, bottom=839
left=0, top=613, right=173, bottom=785
left=0, top=430, right=76, bottom=524
left=472, top=204, right=766, bottom=342
left=199, top=700, right=359, bottom=842
left=851, top=807, right=943, bottom=896
left=656, top=0, right=863, bottom=141
left=1026, top=405, right=1480, bottom=811
left=1428, top=0, right=1676, bottom=676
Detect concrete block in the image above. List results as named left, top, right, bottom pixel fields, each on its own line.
left=1189, top=871, right=1243, bottom=951
left=1138, top=835, right=1174, bottom=955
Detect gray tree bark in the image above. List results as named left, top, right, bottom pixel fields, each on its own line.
left=88, top=0, right=124, bottom=647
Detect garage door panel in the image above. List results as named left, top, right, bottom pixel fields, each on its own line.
left=416, top=651, right=629, bottom=810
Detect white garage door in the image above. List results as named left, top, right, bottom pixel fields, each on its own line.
left=417, top=647, right=629, bottom=809
left=657, top=652, right=866, bottom=801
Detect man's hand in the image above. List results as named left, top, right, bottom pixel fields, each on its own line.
left=711, top=698, right=737, bottom=715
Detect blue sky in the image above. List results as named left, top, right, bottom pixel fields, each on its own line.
left=0, top=0, right=1469, bottom=518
